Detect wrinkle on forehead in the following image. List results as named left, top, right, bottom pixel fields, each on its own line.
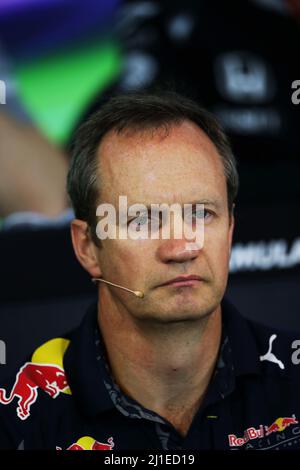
left=96, top=121, right=226, bottom=206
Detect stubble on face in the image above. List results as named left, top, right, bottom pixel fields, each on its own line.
left=94, top=121, right=233, bottom=328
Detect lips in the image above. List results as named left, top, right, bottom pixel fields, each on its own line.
left=159, top=275, right=202, bottom=287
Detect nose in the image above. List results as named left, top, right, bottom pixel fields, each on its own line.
left=157, top=238, right=202, bottom=264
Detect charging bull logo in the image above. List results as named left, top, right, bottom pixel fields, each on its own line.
left=56, top=436, right=114, bottom=451
left=265, top=415, right=298, bottom=436
left=0, top=338, right=71, bottom=420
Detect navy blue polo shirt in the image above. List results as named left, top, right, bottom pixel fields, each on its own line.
left=1, top=298, right=300, bottom=450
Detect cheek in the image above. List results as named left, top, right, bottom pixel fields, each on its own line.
left=120, top=240, right=155, bottom=268
left=203, top=227, right=231, bottom=269
left=99, top=239, right=152, bottom=278
left=93, top=240, right=123, bottom=277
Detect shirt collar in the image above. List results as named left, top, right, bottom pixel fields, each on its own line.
left=221, top=297, right=262, bottom=377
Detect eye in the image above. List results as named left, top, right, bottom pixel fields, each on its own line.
left=136, top=215, right=148, bottom=227
left=128, top=214, right=150, bottom=231
left=192, top=209, right=213, bottom=222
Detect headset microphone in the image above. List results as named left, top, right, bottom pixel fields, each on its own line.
left=92, top=278, right=144, bottom=298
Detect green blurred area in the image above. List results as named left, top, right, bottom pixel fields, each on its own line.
left=15, top=40, right=122, bottom=145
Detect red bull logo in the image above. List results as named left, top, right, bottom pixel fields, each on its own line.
left=228, top=425, right=264, bottom=447
left=228, top=414, right=298, bottom=447
left=56, top=436, right=114, bottom=451
left=265, top=415, right=298, bottom=436
left=0, top=338, right=71, bottom=420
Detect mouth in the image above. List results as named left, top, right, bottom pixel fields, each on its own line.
left=159, top=275, right=203, bottom=288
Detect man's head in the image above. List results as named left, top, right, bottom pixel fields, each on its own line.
left=68, top=91, right=238, bottom=323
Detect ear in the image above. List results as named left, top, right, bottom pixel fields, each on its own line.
left=228, top=204, right=235, bottom=251
left=70, top=219, right=102, bottom=278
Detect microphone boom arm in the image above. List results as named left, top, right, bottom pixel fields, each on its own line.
left=92, top=278, right=144, bottom=298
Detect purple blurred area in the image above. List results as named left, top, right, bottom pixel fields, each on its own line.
left=0, top=0, right=121, bottom=60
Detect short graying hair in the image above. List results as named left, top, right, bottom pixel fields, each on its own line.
left=67, top=91, right=239, bottom=240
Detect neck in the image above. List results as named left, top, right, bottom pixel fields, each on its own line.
left=97, top=292, right=222, bottom=436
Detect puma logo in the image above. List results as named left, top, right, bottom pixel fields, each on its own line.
left=259, top=334, right=285, bottom=370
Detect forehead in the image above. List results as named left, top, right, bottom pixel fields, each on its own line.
left=97, top=120, right=227, bottom=207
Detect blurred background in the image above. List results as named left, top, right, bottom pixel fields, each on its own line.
left=0, top=0, right=299, bottom=380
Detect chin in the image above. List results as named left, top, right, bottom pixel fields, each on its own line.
left=169, top=294, right=221, bottom=320
left=153, top=304, right=217, bottom=324
left=160, top=312, right=211, bottom=325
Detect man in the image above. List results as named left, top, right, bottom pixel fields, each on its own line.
left=0, top=91, right=300, bottom=451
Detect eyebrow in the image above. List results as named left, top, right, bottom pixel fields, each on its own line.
left=136, top=199, right=222, bottom=212
left=184, top=199, right=221, bottom=208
